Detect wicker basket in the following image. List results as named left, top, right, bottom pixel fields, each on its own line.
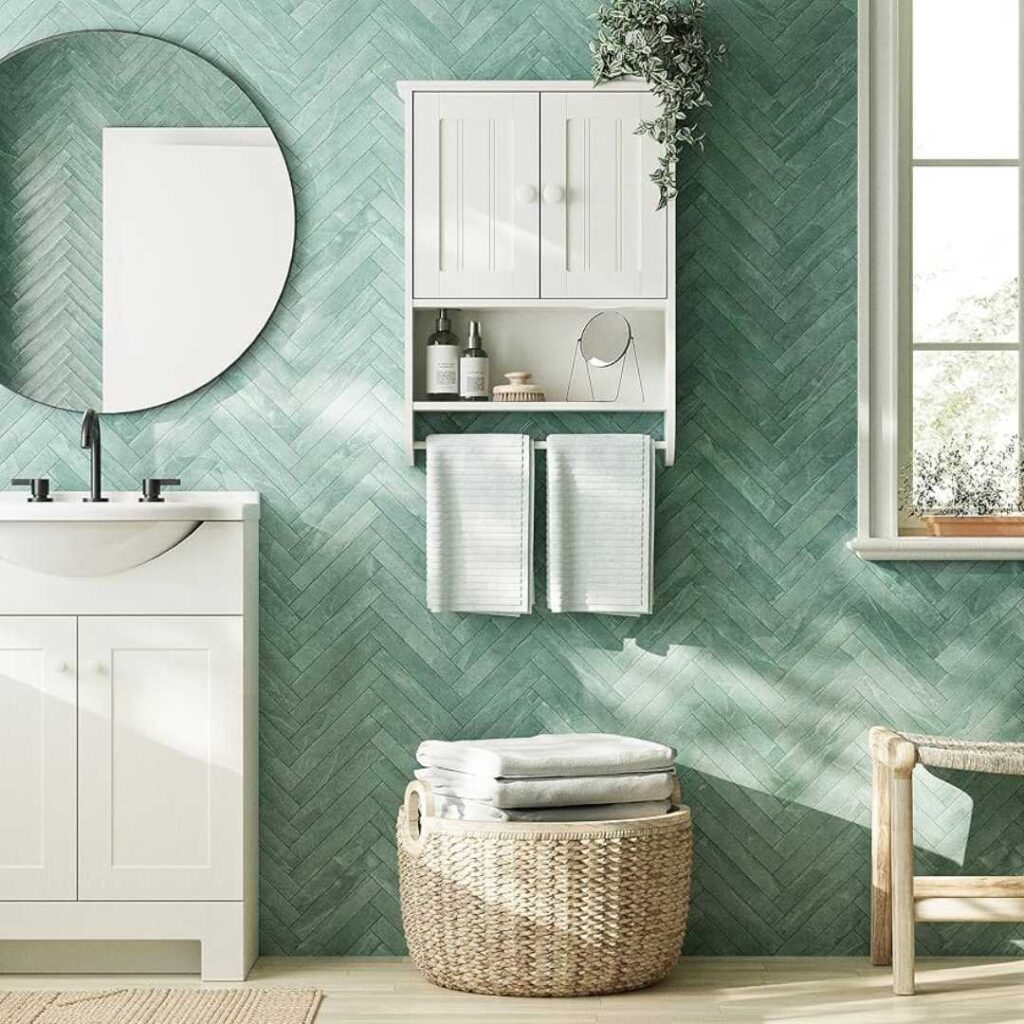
left=397, top=779, right=692, bottom=997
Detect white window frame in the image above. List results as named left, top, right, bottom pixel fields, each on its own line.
left=853, top=0, right=1024, bottom=559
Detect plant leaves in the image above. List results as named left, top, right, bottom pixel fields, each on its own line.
left=591, top=0, right=724, bottom=206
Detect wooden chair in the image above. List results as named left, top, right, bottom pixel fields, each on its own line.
left=870, top=726, right=1024, bottom=995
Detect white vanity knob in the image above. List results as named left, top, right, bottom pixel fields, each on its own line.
left=515, top=184, right=537, bottom=204
left=542, top=183, right=565, bottom=204
left=56, top=660, right=70, bottom=674
left=87, top=659, right=103, bottom=674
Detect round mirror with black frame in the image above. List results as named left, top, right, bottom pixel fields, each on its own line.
left=0, top=30, right=295, bottom=414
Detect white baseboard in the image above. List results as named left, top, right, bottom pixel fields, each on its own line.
left=0, top=902, right=253, bottom=980
left=0, top=940, right=200, bottom=974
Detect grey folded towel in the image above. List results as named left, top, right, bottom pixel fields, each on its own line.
left=432, top=795, right=672, bottom=822
left=416, top=733, right=675, bottom=778
left=415, top=766, right=675, bottom=809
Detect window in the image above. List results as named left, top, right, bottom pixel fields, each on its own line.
left=855, top=0, right=1024, bottom=557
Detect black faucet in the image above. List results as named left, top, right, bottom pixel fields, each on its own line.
left=80, top=409, right=107, bottom=502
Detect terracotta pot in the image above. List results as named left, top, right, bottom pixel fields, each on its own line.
left=921, top=515, right=1024, bottom=537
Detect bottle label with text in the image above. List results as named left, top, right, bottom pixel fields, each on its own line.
left=460, top=358, right=489, bottom=398
left=426, top=346, right=459, bottom=394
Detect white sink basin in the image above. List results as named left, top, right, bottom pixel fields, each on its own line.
left=0, top=520, right=199, bottom=577
left=0, top=491, right=258, bottom=577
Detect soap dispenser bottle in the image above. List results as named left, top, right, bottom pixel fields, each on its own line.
left=460, top=320, right=490, bottom=401
left=425, top=308, right=460, bottom=400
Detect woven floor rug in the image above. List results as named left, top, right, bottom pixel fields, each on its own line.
left=0, top=987, right=322, bottom=1023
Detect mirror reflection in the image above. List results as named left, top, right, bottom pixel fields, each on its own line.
left=0, top=31, right=294, bottom=413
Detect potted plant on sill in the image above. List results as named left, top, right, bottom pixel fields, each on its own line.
left=901, top=435, right=1024, bottom=536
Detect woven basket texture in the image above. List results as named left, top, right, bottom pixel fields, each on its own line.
left=397, top=789, right=692, bottom=998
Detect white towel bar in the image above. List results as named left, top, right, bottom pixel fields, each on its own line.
left=414, top=440, right=668, bottom=452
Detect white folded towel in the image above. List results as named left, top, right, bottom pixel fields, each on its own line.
left=433, top=795, right=672, bottom=822
left=416, top=733, right=675, bottom=778
left=415, top=766, right=675, bottom=809
left=426, top=433, right=533, bottom=615
left=546, top=433, right=655, bottom=615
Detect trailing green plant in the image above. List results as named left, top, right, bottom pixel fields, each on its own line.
left=900, top=435, right=1024, bottom=517
left=591, top=0, right=725, bottom=208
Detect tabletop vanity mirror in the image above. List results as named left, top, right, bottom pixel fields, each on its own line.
left=0, top=30, right=295, bottom=413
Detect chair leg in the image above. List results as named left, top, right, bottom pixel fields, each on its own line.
left=870, top=755, right=892, bottom=966
left=890, top=752, right=916, bottom=995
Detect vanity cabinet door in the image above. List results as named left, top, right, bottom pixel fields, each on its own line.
left=77, top=616, right=243, bottom=901
left=413, top=91, right=540, bottom=298
left=0, top=617, right=77, bottom=900
left=540, top=92, right=667, bottom=298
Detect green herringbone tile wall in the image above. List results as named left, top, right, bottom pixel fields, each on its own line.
left=0, top=0, right=1022, bottom=957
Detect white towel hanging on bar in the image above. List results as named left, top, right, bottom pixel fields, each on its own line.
left=425, top=433, right=534, bottom=615
left=546, top=433, right=655, bottom=615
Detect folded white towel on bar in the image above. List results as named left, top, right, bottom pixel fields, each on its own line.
left=426, top=433, right=533, bottom=615
left=415, top=766, right=675, bottom=809
left=432, top=795, right=672, bottom=822
left=416, top=733, right=675, bottom=778
left=546, top=433, right=655, bottom=615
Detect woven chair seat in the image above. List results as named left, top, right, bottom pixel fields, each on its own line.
left=903, top=732, right=1024, bottom=776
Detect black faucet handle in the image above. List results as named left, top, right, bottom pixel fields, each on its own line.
left=140, top=478, right=181, bottom=503
left=11, top=477, right=52, bottom=502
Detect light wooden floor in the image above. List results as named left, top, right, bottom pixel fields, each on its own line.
left=3, top=957, right=1024, bottom=1023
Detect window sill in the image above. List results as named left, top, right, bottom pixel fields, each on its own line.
left=849, top=537, right=1024, bottom=561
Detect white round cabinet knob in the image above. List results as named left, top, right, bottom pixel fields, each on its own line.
left=515, top=184, right=537, bottom=204
left=542, top=184, right=565, bottom=204
left=87, top=659, right=103, bottom=674
left=56, top=660, right=70, bottom=674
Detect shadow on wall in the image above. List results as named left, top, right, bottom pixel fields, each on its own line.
left=427, top=463, right=1024, bottom=958
left=915, top=767, right=1024, bottom=957
left=680, top=766, right=874, bottom=955
left=679, top=765, right=1024, bottom=956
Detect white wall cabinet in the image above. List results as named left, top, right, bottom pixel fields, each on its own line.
left=0, top=618, right=77, bottom=902
left=413, top=92, right=540, bottom=299
left=0, top=497, right=259, bottom=981
left=402, top=81, right=676, bottom=466
left=411, top=86, right=667, bottom=300
left=540, top=92, right=666, bottom=299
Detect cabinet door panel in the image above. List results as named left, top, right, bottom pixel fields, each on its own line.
left=78, top=616, right=243, bottom=901
left=540, top=92, right=667, bottom=298
left=414, top=92, right=539, bottom=298
left=0, top=617, right=77, bottom=900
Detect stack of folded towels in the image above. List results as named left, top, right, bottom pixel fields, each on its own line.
left=415, top=733, right=677, bottom=822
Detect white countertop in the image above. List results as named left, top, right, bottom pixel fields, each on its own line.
left=0, top=491, right=260, bottom=521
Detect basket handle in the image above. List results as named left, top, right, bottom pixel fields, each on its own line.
left=403, top=780, right=435, bottom=853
